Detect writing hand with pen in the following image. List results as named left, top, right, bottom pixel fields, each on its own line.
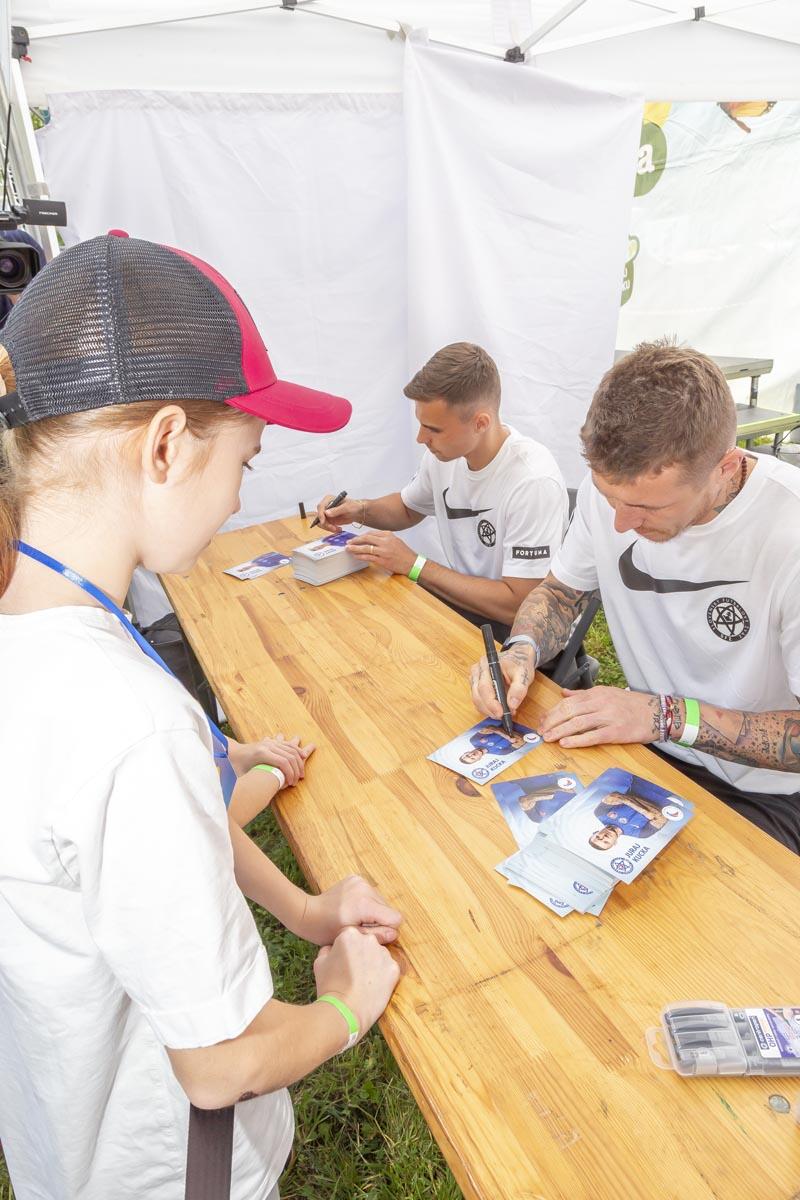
left=313, top=491, right=417, bottom=574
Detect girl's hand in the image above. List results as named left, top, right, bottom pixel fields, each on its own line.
left=301, top=875, right=403, bottom=947
left=313, top=927, right=401, bottom=1043
left=229, top=734, right=315, bottom=785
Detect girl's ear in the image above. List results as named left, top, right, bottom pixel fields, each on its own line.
left=140, top=405, right=191, bottom=484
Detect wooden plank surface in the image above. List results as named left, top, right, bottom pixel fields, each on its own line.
left=163, top=516, right=800, bottom=1200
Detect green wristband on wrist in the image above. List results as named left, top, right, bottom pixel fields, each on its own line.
left=317, top=993, right=360, bottom=1051
left=252, top=763, right=286, bottom=789
left=408, top=554, right=427, bottom=583
left=676, top=697, right=701, bottom=748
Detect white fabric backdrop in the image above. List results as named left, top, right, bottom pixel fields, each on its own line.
left=404, top=38, right=642, bottom=489
left=617, top=100, right=800, bottom=413
left=38, top=90, right=412, bottom=619
left=38, top=90, right=412, bottom=515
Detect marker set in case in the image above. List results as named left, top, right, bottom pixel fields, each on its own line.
left=647, top=1001, right=800, bottom=1076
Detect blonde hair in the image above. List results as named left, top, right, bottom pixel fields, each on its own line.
left=0, top=347, right=250, bottom=597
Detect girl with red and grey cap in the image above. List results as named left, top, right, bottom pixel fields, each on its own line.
left=0, top=232, right=401, bottom=1200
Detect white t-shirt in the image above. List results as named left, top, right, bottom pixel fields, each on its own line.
left=0, top=606, right=293, bottom=1200
left=400, top=426, right=568, bottom=581
left=552, top=456, right=800, bottom=795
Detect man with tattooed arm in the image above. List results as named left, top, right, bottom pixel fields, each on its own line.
left=470, top=342, right=800, bottom=852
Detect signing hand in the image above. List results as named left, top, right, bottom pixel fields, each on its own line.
left=229, top=734, right=316, bottom=786
left=314, top=493, right=363, bottom=533
left=301, top=874, right=403, bottom=947
left=348, top=530, right=416, bottom=576
left=540, top=686, right=660, bottom=749
left=470, top=643, right=536, bottom=719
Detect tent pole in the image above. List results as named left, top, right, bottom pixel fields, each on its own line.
left=517, top=0, right=590, bottom=54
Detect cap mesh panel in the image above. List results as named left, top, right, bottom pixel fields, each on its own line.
left=1, top=235, right=247, bottom=424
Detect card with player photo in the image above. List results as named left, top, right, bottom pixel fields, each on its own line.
left=539, top=767, right=694, bottom=884
left=428, top=718, right=542, bottom=784
left=224, top=550, right=292, bottom=580
left=492, top=772, right=582, bottom=848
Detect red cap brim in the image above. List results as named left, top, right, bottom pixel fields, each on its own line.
left=226, top=378, right=352, bottom=433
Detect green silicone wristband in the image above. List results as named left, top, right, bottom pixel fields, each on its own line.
left=253, top=764, right=278, bottom=773
left=317, top=993, right=360, bottom=1050
left=676, top=697, right=701, bottom=747
left=408, top=554, right=427, bottom=583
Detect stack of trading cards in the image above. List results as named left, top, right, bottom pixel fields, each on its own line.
left=224, top=550, right=292, bottom=580
left=291, top=530, right=368, bottom=586
left=494, top=767, right=694, bottom=916
left=428, top=718, right=542, bottom=783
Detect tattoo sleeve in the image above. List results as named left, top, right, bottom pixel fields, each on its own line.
left=677, top=701, right=800, bottom=774
left=509, top=573, right=598, bottom=666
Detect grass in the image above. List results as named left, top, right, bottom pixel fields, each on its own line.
left=1, top=612, right=621, bottom=1199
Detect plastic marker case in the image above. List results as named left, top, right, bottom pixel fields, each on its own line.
left=647, top=1001, right=800, bottom=1076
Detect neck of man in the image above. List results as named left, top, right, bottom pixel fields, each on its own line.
left=1, top=497, right=137, bottom=615
left=692, top=452, right=753, bottom=528
left=465, top=418, right=509, bottom=472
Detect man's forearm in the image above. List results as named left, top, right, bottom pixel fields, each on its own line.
left=417, top=559, right=536, bottom=626
left=509, top=574, right=597, bottom=664
left=362, top=493, right=424, bottom=531
left=671, top=698, right=800, bottom=773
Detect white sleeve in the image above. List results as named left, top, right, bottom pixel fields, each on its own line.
left=501, top=477, right=568, bottom=578
left=400, top=452, right=436, bottom=516
left=550, top=474, right=600, bottom=592
left=64, top=728, right=272, bottom=1049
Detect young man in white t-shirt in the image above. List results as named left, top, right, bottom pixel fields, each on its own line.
left=314, top=342, right=568, bottom=639
left=470, top=341, right=800, bottom=851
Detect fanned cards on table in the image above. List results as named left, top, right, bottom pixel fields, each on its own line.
left=494, top=767, right=694, bottom=916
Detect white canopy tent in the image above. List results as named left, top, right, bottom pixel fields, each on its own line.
left=4, top=1, right=800, bottom=626
left=12, top=1, right=800, bottom=100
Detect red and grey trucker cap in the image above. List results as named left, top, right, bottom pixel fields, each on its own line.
left=0, top=230, right=352, bottom=432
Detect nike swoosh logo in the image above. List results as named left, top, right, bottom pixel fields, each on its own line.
left=442, top=487, right=492, bottom=520
left=618, top=543, right=747, bottom=593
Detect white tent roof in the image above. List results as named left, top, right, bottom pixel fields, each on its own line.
left=12, top=1, right=800, bottom=103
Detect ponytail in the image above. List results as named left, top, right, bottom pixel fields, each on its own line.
left=0, top=347, right=19, bottom=598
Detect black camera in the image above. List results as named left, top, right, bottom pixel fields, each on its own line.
left=0, top=241, right=40, bottom=292
left=0, top=199, right=67, bottom=293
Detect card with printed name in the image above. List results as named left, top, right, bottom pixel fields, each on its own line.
left=428, top=718, right=542, bottom=784
left=539, top=767, right=694, bottom=884
left=224, top=550, right=292, bottom=580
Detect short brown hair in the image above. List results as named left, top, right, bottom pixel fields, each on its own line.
left=404, top=342, right=501, bottom=410
left=581, top=340, right=737, bottom=480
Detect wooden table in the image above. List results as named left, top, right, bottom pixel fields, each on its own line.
left=163, top=517, right=800, bottom=1200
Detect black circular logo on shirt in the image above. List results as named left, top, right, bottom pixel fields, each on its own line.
left=707, top=596, right=750, bottom=642
left=477, top=519, right=496, bottom=547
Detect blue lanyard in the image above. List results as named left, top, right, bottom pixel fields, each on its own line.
left=15, top=540, right=236, bottom=808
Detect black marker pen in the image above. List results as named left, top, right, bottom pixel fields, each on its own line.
left=481, top=623, right=514, bottom=738
left=310, top=489, right=348, bottom=529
